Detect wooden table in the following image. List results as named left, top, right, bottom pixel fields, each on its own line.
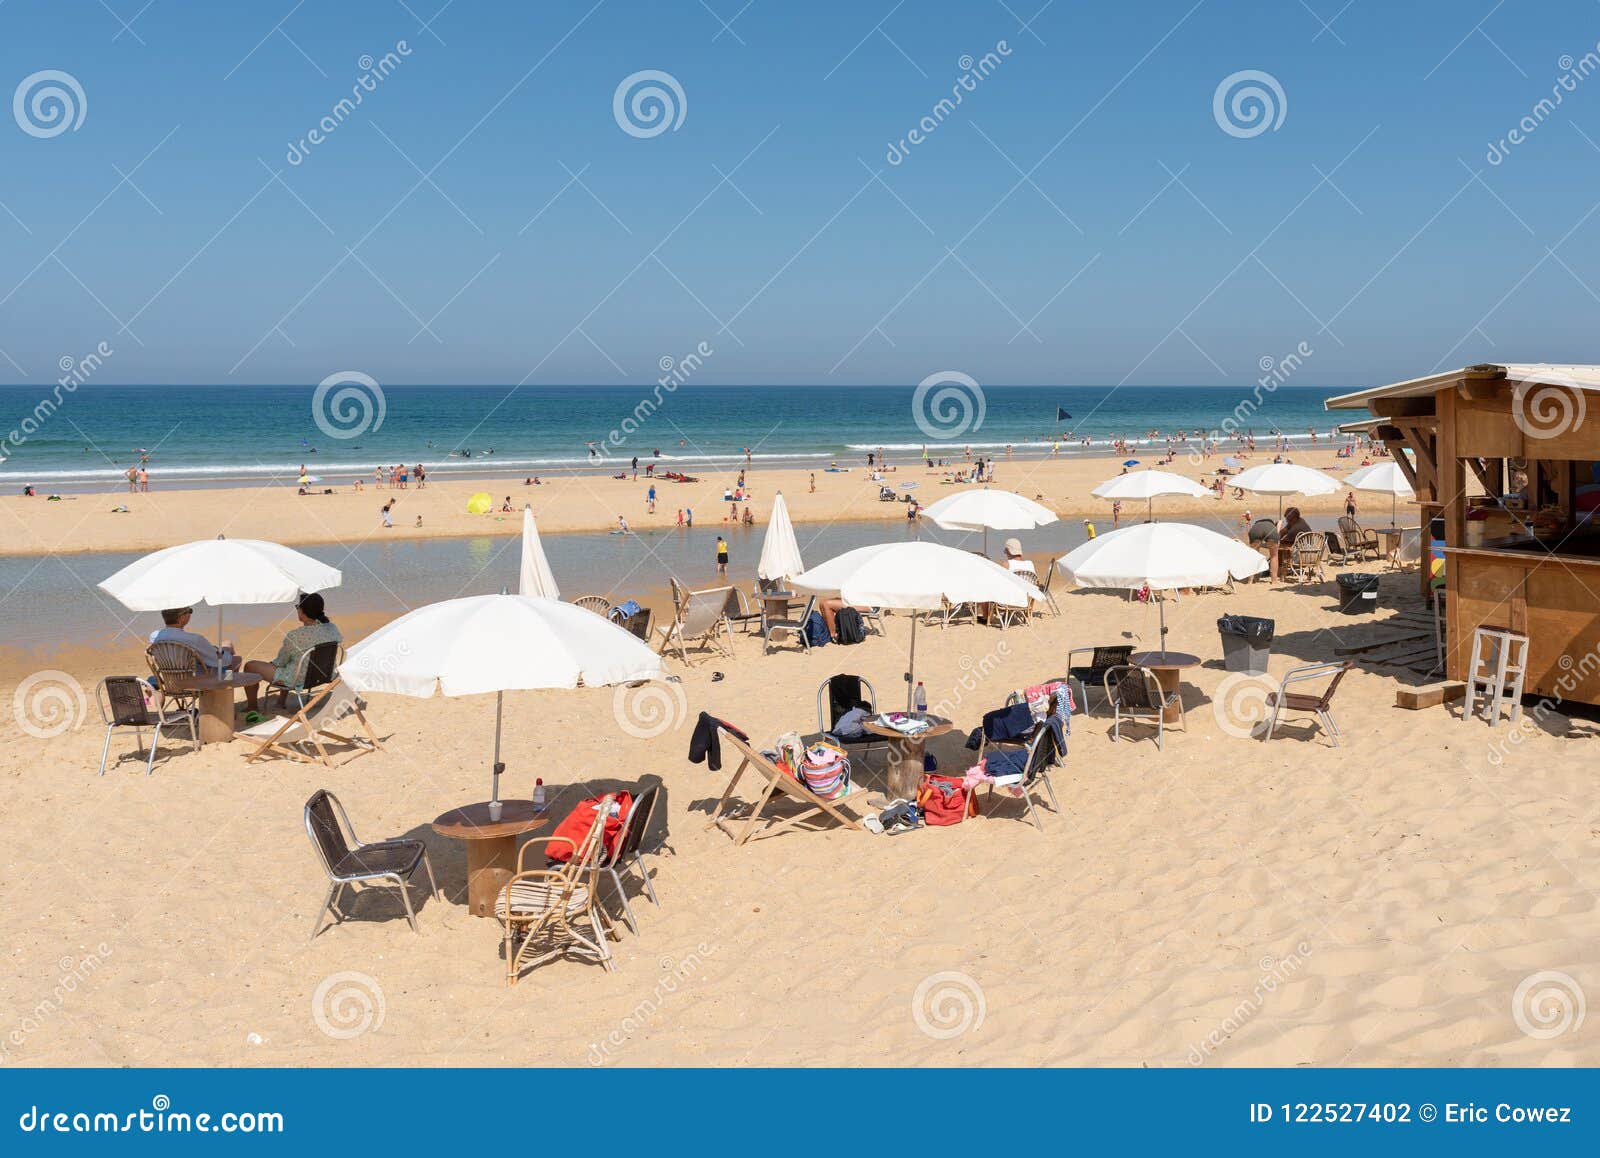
left=862, top=714, right=953, bottom=800
left=1130, top=651, right=1201, bottom=725
left=432, top=801, right=551, bottom=918
left=172, top=672, right=265, bottom=743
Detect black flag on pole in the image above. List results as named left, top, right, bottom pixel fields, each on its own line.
left=1056, top=407, right=1072, bottom=421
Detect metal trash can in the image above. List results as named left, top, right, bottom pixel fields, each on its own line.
left=1336, top=572, right=1381, bottom=614
left=1218, top=615, right=1275, bottom=673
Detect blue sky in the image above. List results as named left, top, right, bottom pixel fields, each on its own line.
left=1, top=0, right=1599, bottom=387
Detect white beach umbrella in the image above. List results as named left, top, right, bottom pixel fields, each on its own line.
left=792, top=541, right=1042, bottom=708
left=100, top=535, right=342, bottom=643
left=1229, top=462, right=1340, bottom=518
left=757, top=491, right=804, bottom=582
left=517, top=506, right=560, bottom=599
left=341, top=594, right=663, bottom=802
left=922, top=488, right=1058, bottom=554
left=1091, top=469, right=1211, bottom=521
left=1344, top=461, right=1415, bottom=529
left=1060, top=522, right=1268, bottom=656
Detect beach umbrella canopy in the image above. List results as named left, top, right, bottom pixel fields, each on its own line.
left=792, top=541, right=1042, bottom=707
left=1091, top=469, right=1211, bottom=520
left=518, top=506, right=560, bottom=599
left=1229, top=462, right=1339, bottom=518
left=1222, top=456, right=1245, bottom=469
left=1344, top=461, right=1415, bottom=529
left=922, top=488, right=1057, bottom=553
left=757, top=491, right=804, bottom=582
left=466, top=492, right=493, bottom=515
left=341, top=594, right=663, bottom=801
left=100, top=537, right=341, bottom=635
left=1060, top=522, right=1267, bottom=656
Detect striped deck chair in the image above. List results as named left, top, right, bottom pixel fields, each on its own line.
left=657, top=585, right=736, bottom=664
left=242, top=681, right=381, bottom=767
left=705, top=729, right=870, bottom=845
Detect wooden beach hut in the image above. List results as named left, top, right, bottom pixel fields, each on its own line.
left=1326, top=363, right=1600, bottom=705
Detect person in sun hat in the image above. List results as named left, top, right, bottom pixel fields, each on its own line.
left=1001, top=537, right=1034, bottom=576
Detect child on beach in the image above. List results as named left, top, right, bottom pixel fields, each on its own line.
left=676, top=508, right=684, bottom=526
left=381, top=499, right=395, bottom=528
left=715, top=536, right=729, bottom=575
left=686, top=508, right=693, bottom=527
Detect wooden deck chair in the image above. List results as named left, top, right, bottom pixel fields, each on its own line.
left=657, top=585, right=736, bottom=663
left=242, top=681, right=381, bottom=766
left=1038, top=557, right=1063, bottom=616
left=705, top=729, right=870, bottom=845
left=265, top=640, right=341, bottom=709
left=498, top=795, right=617, bottom=984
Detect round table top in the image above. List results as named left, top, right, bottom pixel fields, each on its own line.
left=1131, top=650, right=1202, bottom=670
left=862, top=713, right=954, bottom=740
left=432, top=800, right=551, bottom=841
left=171, top=672, right=265, bottom=692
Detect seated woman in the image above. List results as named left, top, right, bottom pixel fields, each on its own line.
left=243, top=593, right=343, bottom=701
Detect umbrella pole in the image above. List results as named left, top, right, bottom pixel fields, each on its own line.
left=1159, top=599, right=1169, bottom=660
left=906, top=612, right=919, bottom=711
left=491, top=690, right=505, bottom=803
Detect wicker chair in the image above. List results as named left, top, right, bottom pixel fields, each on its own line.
left=146, top=640, right=207, bottom=718
left=572, top=595, right=613, bottom=617
left=498, top=794, right=617, bottom=983
left=304, top=789, right=439, bottom=940
left=96, top=675, right=199, bottom=776
left=1337, top=516, right=1381, bottom=561
left=1284, top=531, right=1328, bottom=583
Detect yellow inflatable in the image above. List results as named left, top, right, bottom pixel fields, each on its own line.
left=466, top=492, right=492, bottom=515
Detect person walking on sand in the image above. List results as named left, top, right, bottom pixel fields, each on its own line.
left=686, top=507, right=693, bottom=527
left=139, top=466, right=149, bottom=492
left=676, top=508, right=684, bottom=527
left=715, top=535, right=729, bottom=575
left=647, top=484, right=657, bottom=514
left=809, top=472, right=816, bottom=493
left=381, top=499, right=395, bottom=528
left=126, top=466, right=137, bottom=493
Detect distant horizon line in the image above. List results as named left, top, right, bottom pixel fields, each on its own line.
left=0, top=381, right=1344, bottom=390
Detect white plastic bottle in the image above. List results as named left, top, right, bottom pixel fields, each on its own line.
left=533, top=778, right=546, bottom=811
left=914, top=681, right=927, bottom=713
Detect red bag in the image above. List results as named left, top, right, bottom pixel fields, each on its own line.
left=545, top=791, right=632, bottom=862
left=916, top=774, right=977, bottom=826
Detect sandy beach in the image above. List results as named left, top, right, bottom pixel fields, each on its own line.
left=3, top=552, right=1595, bottom=1066
left=1, top=448, right=1386, bottom=558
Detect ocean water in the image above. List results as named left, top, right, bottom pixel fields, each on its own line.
left=0, top=384, right=1342, bottom=489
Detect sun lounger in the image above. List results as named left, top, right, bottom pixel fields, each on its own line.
left=243, top=681, right=382, bottom=767
left=705, top=728, right=870, bottom=844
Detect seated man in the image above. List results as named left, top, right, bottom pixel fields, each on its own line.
left=150, top=607, right=260, bottom=711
